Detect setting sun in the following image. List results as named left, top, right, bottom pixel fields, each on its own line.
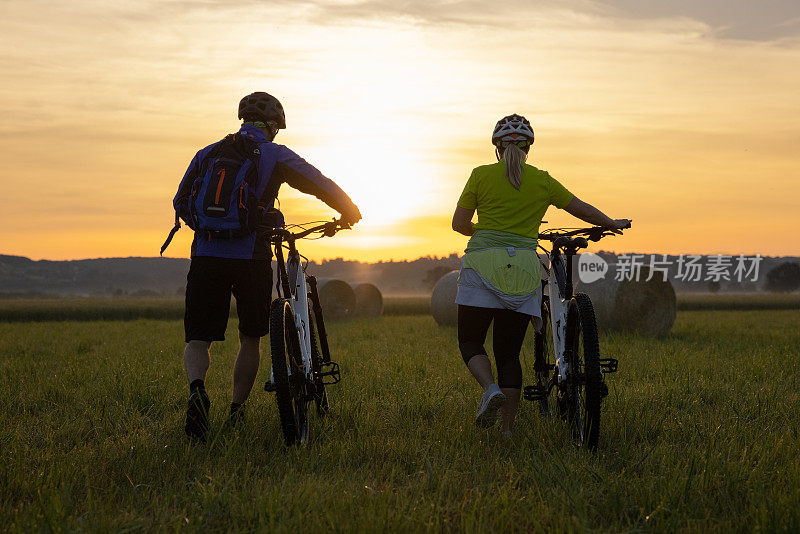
left=0, top=1, right=798, bottom=261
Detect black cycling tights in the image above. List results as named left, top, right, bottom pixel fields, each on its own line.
left=457, top=305, right=531, bottom=389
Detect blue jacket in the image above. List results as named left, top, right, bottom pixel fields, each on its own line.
left=173, top=124, right=355, bottom=260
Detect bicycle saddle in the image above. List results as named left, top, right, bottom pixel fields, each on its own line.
left=553, top=236, right=589, bottom=250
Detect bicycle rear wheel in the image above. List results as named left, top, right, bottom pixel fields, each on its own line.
left=533, top=298, right=556, bottom=414
left=269, top=298, right=309, bottom=446
left=563, top=292, right=603, bottom=450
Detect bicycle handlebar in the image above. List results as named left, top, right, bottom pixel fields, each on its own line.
left=263, top=219, right=349, bottom=242
left=538, top=224, right=629, bottom=243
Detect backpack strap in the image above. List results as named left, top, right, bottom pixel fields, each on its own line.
left=199, top=135, right=228, bottom=176
left=234, top=133, right=262, bottom=183
left=161, top=135, right=231, bottom=255
left=160, top=213, right=181, bottom=256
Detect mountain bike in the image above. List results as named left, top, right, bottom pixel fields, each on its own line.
left=522, top=225, right=628, bottom=450
left=263, top=219, right=346, bottom=446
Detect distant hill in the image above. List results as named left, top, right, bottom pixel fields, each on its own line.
left=0, top=255, right=191, bottom=297
left=0, top=253, right=797, bottom=297
left=0, top=254, right=462, bottom=297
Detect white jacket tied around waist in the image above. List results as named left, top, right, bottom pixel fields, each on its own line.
left=455, top=245, right=543, bottom=329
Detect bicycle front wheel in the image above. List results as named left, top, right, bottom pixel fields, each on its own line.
left=269, top=298, right=309, bottom=446
left=563, top=292, right=603, bottom=450
left=308, top=312, right=329, bottom=415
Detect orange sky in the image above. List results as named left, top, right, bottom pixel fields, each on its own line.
left=1, top=1, right=798, bottom=261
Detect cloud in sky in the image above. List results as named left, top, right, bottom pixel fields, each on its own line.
left=598, top=0, right=800, bottom=41
left=283, top=0, right=800, bottom=42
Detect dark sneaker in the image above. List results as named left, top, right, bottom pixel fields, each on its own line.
left=185, top=389, right=210, bottom=442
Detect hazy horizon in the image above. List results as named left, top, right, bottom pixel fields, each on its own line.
left=2, top=0, right=798, bottom=261
left=5, top=249, right=798, bottom=265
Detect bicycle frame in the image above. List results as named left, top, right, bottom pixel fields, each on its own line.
left=268, top=221, right=340, bottom=387
left=537, top=226, right=624, bottom=385
left=541, top=243, right=574, bottom=383
left=265, top=220, right=345, bottom=445
left=273, top=238, right=314, bottom=381
left=525, top=225, right=626, bottom=448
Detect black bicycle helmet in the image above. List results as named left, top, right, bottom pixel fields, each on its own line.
left=238, top=92, right=286, bottom=129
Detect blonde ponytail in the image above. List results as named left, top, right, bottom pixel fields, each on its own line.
left=502, top=143, right=526, bottom=190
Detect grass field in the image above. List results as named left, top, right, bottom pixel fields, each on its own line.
left=0, top=296, right=432, bottom=322
left=675, top=292, right=800, bottom=311
left=1, top=307, right=799, bottom=531
left=0, top=292, right=798, bottom=322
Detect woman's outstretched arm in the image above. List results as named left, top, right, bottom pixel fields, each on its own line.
left=564, top=197, right=630, bottom=229
left=452, top=206, right=476, bottom=236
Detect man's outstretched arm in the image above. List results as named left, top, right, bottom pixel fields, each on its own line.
left=274, top=146, right=361, bottom=224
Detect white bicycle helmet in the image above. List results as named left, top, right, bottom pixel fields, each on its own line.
left=492, top=114, right=534, bottom=147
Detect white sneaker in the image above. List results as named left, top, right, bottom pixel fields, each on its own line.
left=475, top=384, right=506, bottom=428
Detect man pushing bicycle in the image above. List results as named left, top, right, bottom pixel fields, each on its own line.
left=164, top=92, right=361, bottom=442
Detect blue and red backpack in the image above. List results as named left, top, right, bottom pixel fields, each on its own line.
left=161, top=133, right=268, bottom=255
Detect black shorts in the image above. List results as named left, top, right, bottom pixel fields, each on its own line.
left=184, top=256, right=272, bottom=343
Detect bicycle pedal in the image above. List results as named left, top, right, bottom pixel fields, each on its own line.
left=523, top=385, right=547, bottom=402
left=599, top=358, right=618, bottom=373
left=264, top=380, right=276, bottom=392
left=319, top=361, right=341, bottom=385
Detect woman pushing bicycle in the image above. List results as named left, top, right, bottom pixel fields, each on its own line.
left=451, top=114, right=630, bottom=438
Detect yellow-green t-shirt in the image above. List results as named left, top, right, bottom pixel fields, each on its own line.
left=456, top=161, right=574, bottom=239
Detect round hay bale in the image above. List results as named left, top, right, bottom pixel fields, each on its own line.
left=353, top=283, right=383, bottom=317
left=316, top=279, right=356, bottom=320
left=578, top=265, right=676, bottom=337
left=430, top=270, right=460, bottom=326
